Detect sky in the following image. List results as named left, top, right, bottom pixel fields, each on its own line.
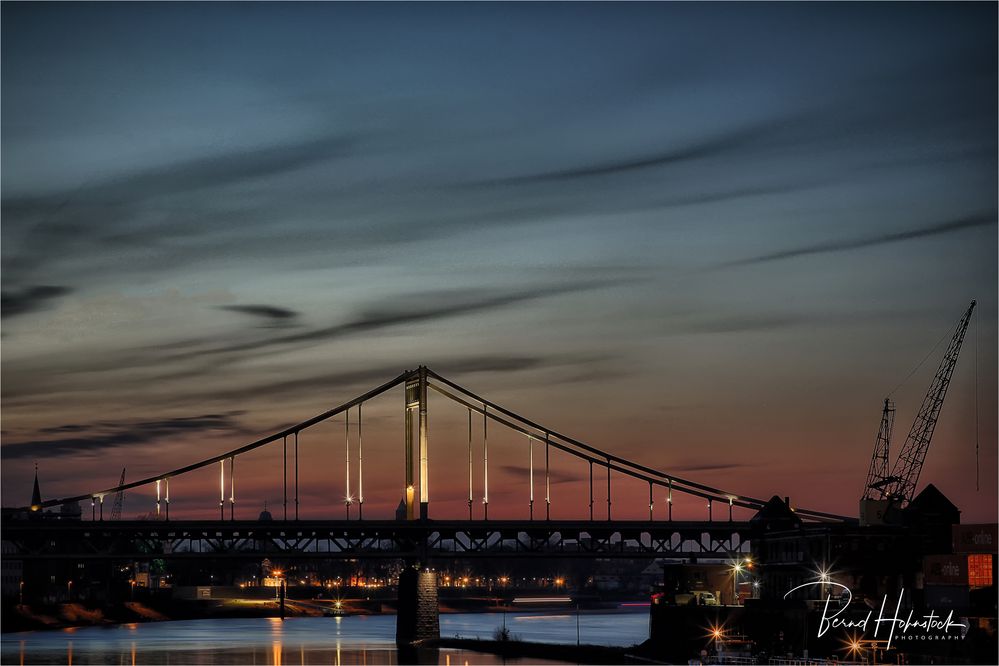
left=2, top=3, right=996, bottom=523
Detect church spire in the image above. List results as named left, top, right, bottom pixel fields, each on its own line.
left=30, top=463, right=42, bottom=511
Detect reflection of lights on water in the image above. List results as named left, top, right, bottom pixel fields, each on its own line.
left=67, top=641, right=73, bottom=666
left=335, top=641, right=341, bottom=666
left=272, top=641, right=281, bottom=666
left=130, top=642, right=136, bottom=666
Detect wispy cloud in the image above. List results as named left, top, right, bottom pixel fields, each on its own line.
left=499, top=464, right=579, bottom=485
left=217, top=304, right=300, bottom=326
left=1, top=413, right=247, bottom=460
left=671, top=462, right=751, bottom=473
left=666, top=312, right=806, bottom=336
left=1, top=285, right=72, bottom=318
left=6, top=134, right=355, bottom=208
left=720, top=213, right=996, bottom=268
left=171, top=281, right=632, bottom=361
left=473, top=118, right=796, bottom=186
left=1, top=132, right=358, bottom=287
left=200, top=353, right=610, bottom=404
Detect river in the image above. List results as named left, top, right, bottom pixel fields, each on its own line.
left=1, top=609, right=650, bottom=665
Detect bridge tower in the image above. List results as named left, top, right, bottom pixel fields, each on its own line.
left=399, top=368, right=439, bottom=645
left=404, top=366, right=430, bottom=520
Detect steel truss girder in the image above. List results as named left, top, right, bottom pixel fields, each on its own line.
left=2, top=519, right=753, bottom=561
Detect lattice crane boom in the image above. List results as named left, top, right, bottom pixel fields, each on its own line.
left=880, top=300, right=976, bottom=505
left=863, top=398, right=895, bottom=499
left=110, top=467, right=126, bottom=521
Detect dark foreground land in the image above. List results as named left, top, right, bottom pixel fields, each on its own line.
left=434, top=637, right=659, bottom=664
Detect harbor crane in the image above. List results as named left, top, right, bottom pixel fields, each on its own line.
left=110, top=467, right=126, bottom=520
left=861, top=300, right=976, bottom=521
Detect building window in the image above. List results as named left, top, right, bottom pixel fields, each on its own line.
left=968, top=554, right=993, bottom=588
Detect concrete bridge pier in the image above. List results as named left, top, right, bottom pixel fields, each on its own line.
left=395, top=565, right=440, bottom=646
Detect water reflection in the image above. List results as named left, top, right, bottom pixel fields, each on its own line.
left=3, top=612, right=646, bottom=664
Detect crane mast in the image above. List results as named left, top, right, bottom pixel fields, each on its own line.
left=878, top=300, right=976, bottom=505
left=110, top=467, right=126, bottom=521
left=862, top=398, right=895, bottom=499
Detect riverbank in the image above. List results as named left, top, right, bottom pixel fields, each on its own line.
left=435, top=637, right=662, bottom=665
left=3, top=598, right=319, bottom=633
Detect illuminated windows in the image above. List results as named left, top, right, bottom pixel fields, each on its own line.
left=967, top=554, right=993, bottom=588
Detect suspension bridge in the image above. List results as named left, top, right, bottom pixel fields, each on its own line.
left=4, top=366, right=850, bottom=563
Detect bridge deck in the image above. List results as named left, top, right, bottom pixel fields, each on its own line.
left=2, top=519, right=755, bottom=560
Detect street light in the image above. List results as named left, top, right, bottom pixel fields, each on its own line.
left=730, top=562, right=743, bottom=605
left=708, top=623, right=725, bottom=654
left=272, top=569, right=287, bottom=620
left=815, top=564, right=832, bottom=602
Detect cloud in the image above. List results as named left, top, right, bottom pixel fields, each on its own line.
left=474, top=118, right=793, bottom=186
left=499, top=464, right=579, bottom=485
left=172, top=281, right=631, bottom=361
left=670, top=313, right=805, bottom=335
left=1, top=285, right=72, bottom=318
left=670, top=462, right=750, bottom=473
left=7, top=135, right=355, bottom=208
left=721, top=213, right=996, bottom=268
left=1, top=413, right=246, bottom=460
left=217, top=304, right=299, bottom=324
left=1, top=132, right=357, bottom=287
left=201, top=353, right=608, bottom=404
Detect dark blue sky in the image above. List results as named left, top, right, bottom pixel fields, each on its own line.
left=2, top=3, right=996, bottom=520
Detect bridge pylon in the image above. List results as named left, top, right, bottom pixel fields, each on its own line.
left=404, top=367, right=429, bottom=520
left=396, top=564, right=440, bottom=645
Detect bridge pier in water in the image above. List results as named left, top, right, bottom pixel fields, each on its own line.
left=395, top=566, right=440, bottom=646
